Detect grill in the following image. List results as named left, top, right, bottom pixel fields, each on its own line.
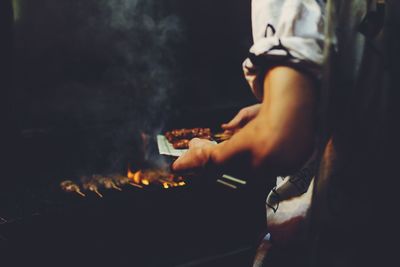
left=0, top=108, right=265, bottom=266
left=0, top=1, right=261, bottom=265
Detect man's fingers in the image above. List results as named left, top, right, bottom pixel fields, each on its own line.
left=172, top=141, right=215, bottom=172
left=188, top=138, right=201, bottom=148
left=172, top=149, right=203, bottom=171
left=222, top=104, right=261, bottom=130
left=221, top=112, right=244, bottom=130
left=172, top=153, right=192, bottom=171
left=189, top=138, right=214, bottom=148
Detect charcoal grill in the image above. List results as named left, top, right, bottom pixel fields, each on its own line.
left=0, top=108, right=266, bottom=267
left=0, top=1, right=263, bottom=265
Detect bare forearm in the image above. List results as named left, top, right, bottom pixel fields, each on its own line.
left=208, top=66, right=317, bottom=176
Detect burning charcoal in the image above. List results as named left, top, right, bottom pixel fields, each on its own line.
left=81, top=177, right=103, bottom=198
left=95, top=175, right=122, bottom=191
left=144, top=169, right=169, bottom=185
left=145, top=169, right=187, bottom=188
left=172, top=175, right=185, bottom=183
left=60, top=180, right=86, bottom=197
left=127, top=169, right=143, bottom=186
left=158, top=178, right=176, bottom=188
left=140, top=178, right=150, bottom=186
left=127, top=168, right=187, bottom=188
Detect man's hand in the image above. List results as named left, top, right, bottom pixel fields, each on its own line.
left=173, top=66, right=316, bottom=177
left=172, top=138, right=216, bottom=172
left=221, top=104, right=261, bottom=133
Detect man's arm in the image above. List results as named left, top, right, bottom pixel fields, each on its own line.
left=173, top=66, right=316, bottom=178
left=221, top=103, right=262, bottom=132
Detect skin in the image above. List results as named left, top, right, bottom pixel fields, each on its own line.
left=172, top=66, right=316, bottom=181
left=221, top=103, right=262, bottom=133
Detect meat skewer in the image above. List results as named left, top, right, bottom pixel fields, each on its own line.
left=95, top=175, right=122, bottom=191
left=60, top=180, right=86, bottom=197
left=81, top=177, right=103, bottom=198
left=112, top=175, right=143, bottom=189
left=171, top=139, right=190, bottom=149
left=164, top=128, right=233, bottom=149
left=128, top=182, right=144, bottom=188
left=165, top=128, right=212, bottom=143
left=111, top=175, right=130, bottom=186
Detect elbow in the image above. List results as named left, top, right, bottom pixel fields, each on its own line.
left=250, top=129, right=315, bottom=176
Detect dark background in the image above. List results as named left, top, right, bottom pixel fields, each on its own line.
left=4, top=0, right=254, bottom=131
left=0, top=3, right=264, bottom=266
left=0, top=0, right=256, bottom=180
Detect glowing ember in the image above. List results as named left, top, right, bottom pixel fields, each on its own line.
left=127, top=169, right=143, bottom=185
left=61, top=166, right=187, bottom=197
left=133, top=171, right=142, bottom=184
left=127, top=169, right=135, bottom=179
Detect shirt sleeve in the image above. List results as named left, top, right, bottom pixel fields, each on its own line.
left=243, top=0, right=326, bottom=100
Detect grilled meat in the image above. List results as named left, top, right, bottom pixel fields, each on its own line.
left=81, top=177, right=103, bottom=198
left=95, top=175, right=122, bottom=191
left=172, top=139, right=190, bottom=149
left=165, top=128, right=212, bottom=143
left=165, top=128, right=212, bottom=149
left=113, top=174, right=144, bottom=189
left=164, top=128, right=233, bottom=149
left=60, top=180, right=86, bottom=197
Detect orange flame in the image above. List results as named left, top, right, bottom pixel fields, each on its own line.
left=127, top=168, right=134, bottom=179
left=127, top=167, right=187, bottom=189
left=127, top=169, right=142, bottom=185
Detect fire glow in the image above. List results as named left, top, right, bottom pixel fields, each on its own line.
left=126, top=168, right=185, bottom=188
left=127, top=169, right=142, bottom=184
left=60, top=168, right=186, bottom=198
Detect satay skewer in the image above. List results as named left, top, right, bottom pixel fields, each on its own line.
left=110, top=183, right=123, bottom=191
left=90, top=186, right=103, bottom=198
left=128, top=182, right=144, bottom=188
left=81, top=177, right=103, bottom=198
left=112, top=175, right=144, bottom=189
left=96, top=176, right=122, bottom=191
left=75, top=190, right=86, bottom=197
left=60, top=180, right=86, bottom=197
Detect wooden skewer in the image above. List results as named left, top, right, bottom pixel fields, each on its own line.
left=213, top=132, right=233, bottom=141
left=92, top=188, right=103, bottom=198
left=111, top=183, right=122, bottom=191
left=214, top=133, right=231, bottom=137
left=75, top=189, right=86, bottom=197
left=216, top=179, right=237, bottom=189
left=221, top=174, right=247, bottom=185
left=61, top=181, right=87, bottom=197
left=128, top=182, right=143, bottom=189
